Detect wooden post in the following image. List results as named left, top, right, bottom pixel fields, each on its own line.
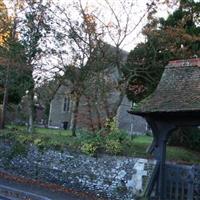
left=158, top=132, right=167, bottom=199
left=146, top=118, right=176, bottom=199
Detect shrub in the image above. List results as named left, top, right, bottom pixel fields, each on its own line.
left=105, top=117, right=119, bottom=132
left=16, top=134, right=33, bottom=144
left=79, top=131, right=102, bottom=156
left=105, top=130, right=128, bottom=155
left=81, top=142, right=99, bottom=156
left=105, top=130, right=128, bottom=143
left=169, top=127, right=200, bottom=152
left=105, top=139, right=123, bottom=155
left=9, top=141, right=27, bottom=159
left=33, top=136, right=50, bottom=150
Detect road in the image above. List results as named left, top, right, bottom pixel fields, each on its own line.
left=0, top=196, right=10, bottom=200
left=0, top=181, right=85, bottom=200
left=0, top=172, right=106, bottom=200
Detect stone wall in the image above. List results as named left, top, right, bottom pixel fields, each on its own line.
left=117, top=97, right=147, bottom=135
left=49, top=85, right=147, bottom=135
left=48, top=85, right=72, bottom=128
left=0, top=143, right=155, bottom=200
left=0, top=143, right=199, bottom=199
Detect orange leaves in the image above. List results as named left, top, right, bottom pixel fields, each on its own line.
left=0, top=0, right=11, bottom=47
left=83, top=13, right=96, bottom=34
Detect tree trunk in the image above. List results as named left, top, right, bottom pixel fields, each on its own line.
left=86, top=96, right=95, bottom=132
left=94, top=104, right=102, bottom=130
left=103, top=96, right=111, bottom=119
left=70, top=96, right=80, bottom=136
left=28, top=90, right=34, bottom=133
left=0, top=84, right=8, bottom=129
left=0, top=66, right=9, bottom=130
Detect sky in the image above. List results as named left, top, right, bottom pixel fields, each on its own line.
left=3, top=0, right=178, bottom=82
left=52, top=0, right=178, bottom=51
left=4, top=0, right=177, bottom=51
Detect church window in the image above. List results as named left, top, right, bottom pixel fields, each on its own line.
left=63, top=97, right=70, bottom=112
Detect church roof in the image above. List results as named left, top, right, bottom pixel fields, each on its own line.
left=132, top=58, right=200, bottom=113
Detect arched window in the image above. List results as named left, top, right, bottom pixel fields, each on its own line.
left=63, top=96, right=70, bottom=112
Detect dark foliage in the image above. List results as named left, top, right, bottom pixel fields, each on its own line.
left=169, top=127, right=200, bottom=152
left=125, top=0, right=200, bottom=102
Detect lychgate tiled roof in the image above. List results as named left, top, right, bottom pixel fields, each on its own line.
left=133, top=58, right=200, bottom=113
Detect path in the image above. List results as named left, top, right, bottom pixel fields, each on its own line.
left=0, top=171, right=106, bottom=200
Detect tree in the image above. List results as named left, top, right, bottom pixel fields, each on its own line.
left=124, top=0, right=200, bottom=150
left=35, top=79, right=60, bottom=127
left=126, top=0, right=200, bottom=102
left=18, top=0, right=51, bottom=133
left=124, top=39, right=167, bottom=102
left=0, top=0, right=12, bottom=129
left=41, top=0, right=162, bottom=134
left=44, top=1, right=105, bottom=136
left=89, top=0, right=156, bottom=121
left=0, top=0, right=31, bottom=129
left=158, top=0, right=200, bottom=58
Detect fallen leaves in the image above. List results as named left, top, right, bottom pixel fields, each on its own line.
left=0, top=170, right=107, bottom=200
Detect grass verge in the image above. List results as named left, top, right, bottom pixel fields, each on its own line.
left=0, top=126, right=199, bottom=164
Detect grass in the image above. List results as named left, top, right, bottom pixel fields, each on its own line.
left=0, top=126, right=200, bottom=164
left=166, top=146, right=200, bottom=164
left=0, top=126, right=79, bottom=151
left=130, top=135, right=200, bottom=164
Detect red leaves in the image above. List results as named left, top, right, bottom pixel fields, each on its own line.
left=128, top=84, right=146, bottom=95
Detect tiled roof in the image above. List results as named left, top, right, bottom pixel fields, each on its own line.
left=132, top=58, right=200, bottom=113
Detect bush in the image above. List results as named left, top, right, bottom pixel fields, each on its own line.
left=81, top=142, right=99, bottom=156
left=105, top=117, right=118, bottom=132
left=0, top=126, right=136, bottom=157
left=169, top=127, right=200, bottom=152
left=105, top=130, right=128, bottom=143
left=105, top=139, right=123, bottom=155
left=78, top=129, right=134, bottom=156
left=79, top=131, right=102, bottom=156
left=16, top=134, right=33, bottom=144
left=105, top=131, right=128, bottom=155
left=9, top=141, right=27, bottom=159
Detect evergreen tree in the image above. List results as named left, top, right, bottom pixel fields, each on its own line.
left=0, top=0, right=32, bottom=129
left=126, top=0, right=200, bottom=102
left=19, top=0, right=50, bottom=133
